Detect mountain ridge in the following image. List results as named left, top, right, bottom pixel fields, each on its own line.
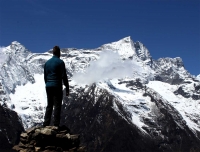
left=0, top=37, right=200, bottom=151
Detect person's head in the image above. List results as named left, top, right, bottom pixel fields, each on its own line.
left=53, top=46, right=60, bottom=57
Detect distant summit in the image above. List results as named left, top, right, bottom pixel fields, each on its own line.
left=2, top=41, right=30, bottom=54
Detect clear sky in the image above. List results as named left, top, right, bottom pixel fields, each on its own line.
left=0, top=0, right=199, bottom=75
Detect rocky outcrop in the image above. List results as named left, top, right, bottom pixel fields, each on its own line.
left=0, top=105, right=24, bottom=151
left=13, top=126, right=86, bottom=152
left=174, top=83, right=200, bottom=100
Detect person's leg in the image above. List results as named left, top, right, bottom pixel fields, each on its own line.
left=43, top=87, right=54, bottom=126
left=53, top=88, right=63, bottom=126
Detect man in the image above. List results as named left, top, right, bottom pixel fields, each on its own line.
left=43, top=46, right=69, bottom=127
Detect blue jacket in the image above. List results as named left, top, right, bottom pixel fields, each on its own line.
left=44, top=55, right=69, bottom=91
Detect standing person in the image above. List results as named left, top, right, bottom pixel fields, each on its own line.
left=43, top=46, right=69, bottom=127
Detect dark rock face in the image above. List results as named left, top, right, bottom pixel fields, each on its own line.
left=59, top=84, right=200, bottom=152
left=61, top=84, right=154, bottom=152
left=13, top=126, right=85, bottom=152
left=0, top=105, right=24, bottom=151
left=174, top=86, right=191, bottom=98
left=174, top=84, right=200, bottom=100
left=153, top=57, right=189, bottom=85
left=145, top=88, right=200, bottom=151
left=134, top=41, right=153, bottom=66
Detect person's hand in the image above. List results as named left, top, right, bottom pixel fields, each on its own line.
left=66, top=90, right=69, bottom=96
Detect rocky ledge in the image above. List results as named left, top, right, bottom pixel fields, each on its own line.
left=12, top=125, right=86, bottom=152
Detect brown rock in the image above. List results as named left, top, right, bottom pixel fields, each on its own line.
left=77, top=146, right=86, bottom=152
left=59, top=130, right=69, bottom=134
left=35, top=129, right=41, bottom=134
left=12, top=125, right=83, bottom=152
left=35, top=146, right=41, bottom=152
left=45, top=126, right=59, bottom=130
left=70, top=134, right=80, bottom=140
left=29, top=140, right=36, bottom=145
left=40, top=128, right=56, bottom=135
left=27, top=144, right=34, bottom=148
left=26, top=127, right=36, bottom=134
left=20, top=133, right=28, bottom=139
left=69, top=147, right=77, bottom=152
left=19, top=149, right=28, bottom=152
left=12, top=145, right=23, bottom=151
left=31, top=131, right=40, bottom=139
left=65, top=133, right=71, bottom=139
left=56, top=134, right=65, bottom=138
left=18, top=142, right=26, bottom=148
left=45, top=146, right=56, bottom=150
left=20, top=137, right=27, bottom=144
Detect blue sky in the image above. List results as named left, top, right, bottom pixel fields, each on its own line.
left=0, top=0, right=199, bottom=75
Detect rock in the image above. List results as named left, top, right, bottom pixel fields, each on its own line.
left=45, top=146, right=56, bottom=150
left=18, top=142, right=26, bottom=148
left=35, top=146, right=41, bottom=151
left=70, top=134, right=80, bottom=140
left=20, top=133, right=28, bottom=138
left=26, top=127, right=38, bottom=135
left=12, top=125, right=86, bottom=152
left=0, top=105, right=24, bottom=151
left=69, top=147, right=76, bottom=152
left=40, top=128, right=56, bottom=135
left=56, top=134, right=65, bottom=138
left=12, top=145, right=23, bottom=151
left=19, top=149, right=28, bottom=152
left=35, top=129, right=41, bottom=134
left=45, top=126, right=59, bottom=130
left=65, top=133, right=71, bottom=139
left=77, top=146, right=87, bottom=152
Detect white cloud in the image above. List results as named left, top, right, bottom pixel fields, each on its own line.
left=72, top=50, right=141, bottom=85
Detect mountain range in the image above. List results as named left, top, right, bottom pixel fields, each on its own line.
left=0, top=37, right=200, bottom=151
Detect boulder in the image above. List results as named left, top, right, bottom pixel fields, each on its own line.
left=12, top=125, right=86, bottom=152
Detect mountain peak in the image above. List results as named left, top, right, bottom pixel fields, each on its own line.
left=99, top=36, right=135, bottom=59
left=3, top=41, right=30, bottom=54
left=121, top=36, right=132, bottom=43
left=11, top=41, right=21, bottom=45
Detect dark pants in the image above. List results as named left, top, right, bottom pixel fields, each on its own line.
left=43, top=87, right=63, bottom=126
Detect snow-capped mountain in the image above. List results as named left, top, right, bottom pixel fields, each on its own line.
left=197, top=74, right=200, bottom=81
left=1, top=37, right=200, bottom=151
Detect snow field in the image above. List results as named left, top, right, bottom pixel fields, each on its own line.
left=147, top=81, right=200, bottom=132
left=9, top=74, right=47, bottom=128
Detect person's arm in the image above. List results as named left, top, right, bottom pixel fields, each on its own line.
left=61, top=61, right=69, bottom=96
left=44, top=63, right=47, bottom=84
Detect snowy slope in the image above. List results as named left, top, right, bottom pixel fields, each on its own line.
left=147, top=81, right=200, bottom=132
left=9, top=74, right=46, bottom=128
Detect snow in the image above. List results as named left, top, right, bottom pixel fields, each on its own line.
left=9, top=74, right=47, bottom=129
left=197, top=74, right=200, bottom=81
left=147, top=81, right=200, bottom=132
left=98, top=79, right=152, bottom=133
left=101, top=36, right=136, bottom=59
